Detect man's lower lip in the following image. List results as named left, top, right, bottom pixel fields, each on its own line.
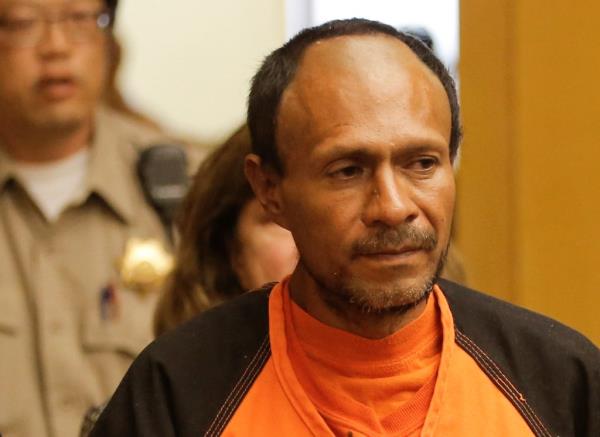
left=38, top=81, right=77, bottom=100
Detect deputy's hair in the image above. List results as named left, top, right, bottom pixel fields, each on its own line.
left=248, top=18, right=461, bottom=174
left=153, top=125, right=254, bottom=336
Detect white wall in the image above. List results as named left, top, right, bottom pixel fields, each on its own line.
left=115, top=0, right=285, bottom=143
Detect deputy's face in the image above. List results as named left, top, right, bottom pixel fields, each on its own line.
left=0, top=0, right=109, bottom=130
left=274, top=35, right=454, bottom=313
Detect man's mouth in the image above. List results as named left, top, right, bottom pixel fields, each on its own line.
left=355, top=246, right=424, bottom=258
left=37, top=75, right=78, bottom=100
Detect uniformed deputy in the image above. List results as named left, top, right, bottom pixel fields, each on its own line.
left=0, top=1, right=199, bottom=436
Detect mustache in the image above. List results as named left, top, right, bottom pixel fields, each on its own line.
left=351, top=225, right=438, bottom=255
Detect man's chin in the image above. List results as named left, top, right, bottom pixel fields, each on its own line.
left=29, top=105, right=89, bottom=132
left=318, top=272, right=437, bottom=316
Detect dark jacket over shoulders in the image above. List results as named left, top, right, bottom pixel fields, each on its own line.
left=90, top=281, right=600, bottom=437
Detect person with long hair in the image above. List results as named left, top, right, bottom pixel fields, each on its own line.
left=153, top=125, right=298, bottom=335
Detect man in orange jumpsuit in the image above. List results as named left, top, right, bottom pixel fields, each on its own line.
left=90, top=18, right=599, bottom=437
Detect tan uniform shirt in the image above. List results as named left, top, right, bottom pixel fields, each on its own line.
left=0, top=108, right=195, bottom=437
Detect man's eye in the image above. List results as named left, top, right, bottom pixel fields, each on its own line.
left=409, top=157, right=438, bottom=172
left=331, top=165, right=364, bottom=179
left=0, top=17, right=37, bottom=31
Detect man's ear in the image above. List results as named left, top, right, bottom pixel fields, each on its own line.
left=244, top=154, right=289, bottom=229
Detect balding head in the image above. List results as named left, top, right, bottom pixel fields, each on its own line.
left=277, top=34, right=451, bottom=168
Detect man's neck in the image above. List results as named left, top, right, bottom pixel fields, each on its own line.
left=0, top=117, right=93, bottom=163
left=289, top=267, right=428, bottom=340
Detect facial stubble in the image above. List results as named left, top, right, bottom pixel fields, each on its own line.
left=302, top=226, right=449, bottom=321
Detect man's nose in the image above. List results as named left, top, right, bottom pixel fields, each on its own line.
left=362, top=168, right=419, bottom=227
left=38, top=20, right=72, bottom=57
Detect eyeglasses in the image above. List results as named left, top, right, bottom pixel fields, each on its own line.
left=0, top=1, right=112, bottom=48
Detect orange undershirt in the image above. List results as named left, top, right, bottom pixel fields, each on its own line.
left=283, top=281, right=442, bottom=436
left=223, top=279, right=534, bottom=436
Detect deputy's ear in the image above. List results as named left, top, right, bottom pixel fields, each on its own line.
left=244, top=154, right=288, bottom=228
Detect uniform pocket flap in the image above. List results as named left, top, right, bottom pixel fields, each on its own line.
left=82, top=286, right=157, bottom=358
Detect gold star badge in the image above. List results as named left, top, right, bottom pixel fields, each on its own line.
left=118, top=238, right=174, bottom=295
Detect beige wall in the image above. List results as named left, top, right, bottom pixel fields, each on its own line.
left=115, top=0, right=286, bottom=143
left=459, top=0, right=600, bottom=344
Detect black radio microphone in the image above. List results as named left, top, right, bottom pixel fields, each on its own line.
left=137, top=144, right=189, bottom=239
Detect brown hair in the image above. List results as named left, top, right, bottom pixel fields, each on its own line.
left=153, top=125, right=254, bottom=336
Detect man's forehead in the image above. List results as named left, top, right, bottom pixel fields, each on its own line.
left=276, top=34, right=449, bottom=153
left=299, top=34, right=424, bottom=74
left=283, top=34, right=442, bottom=113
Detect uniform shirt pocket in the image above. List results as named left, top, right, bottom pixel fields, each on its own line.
left=81, top=284, right=158, bottom=396
left=82, top=284, right=158, bottom=354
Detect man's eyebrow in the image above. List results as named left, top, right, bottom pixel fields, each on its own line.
left=317, top=144, right=373, bottom=159
left=315, top=140, right=448, bottom=163
left=312, top=144, right=379, bottom=167
left=398, top=142, right=448, bottom=156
